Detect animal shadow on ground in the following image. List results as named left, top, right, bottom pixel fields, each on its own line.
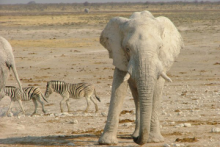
left=0, top=134, right=133, bottom=146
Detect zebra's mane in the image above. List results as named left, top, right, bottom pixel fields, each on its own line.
left=49, top=80, right=66, bottom=93
left=5, top=86, right=16, bottom=89
left=49, top=80, right=66, bottom=85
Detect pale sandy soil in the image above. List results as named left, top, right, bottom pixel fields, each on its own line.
left=0, top=9, right=220, bottom=147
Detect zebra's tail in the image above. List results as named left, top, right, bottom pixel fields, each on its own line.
left=41, top=94, right=48, bottom=103
left=94, top=89, right=101, bottom=102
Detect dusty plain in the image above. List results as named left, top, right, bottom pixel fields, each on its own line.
left=0, top=3, right=220, bottom=147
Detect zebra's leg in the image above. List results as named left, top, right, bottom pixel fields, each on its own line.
left=7, top=101, right=14, bottom=116
left=91, top=96, right=98, bottom=113
left=66, top=99, right=71, bottom=113
left=84, top=96, right=91, bottom=113
left=31, top=98, right=38, bottom=116
left=36, top=96, right=47, bottom=114
left=18, top=100, right=25, bottom=115
left=60, top=97, right=69, bottom=113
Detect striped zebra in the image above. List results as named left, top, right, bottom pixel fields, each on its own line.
left=44, top=80, right=101, bottom=113
left=1, top=86, right=48, bottom=116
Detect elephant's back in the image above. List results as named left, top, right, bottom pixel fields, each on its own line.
left=0, top=36, right=14, bottom=63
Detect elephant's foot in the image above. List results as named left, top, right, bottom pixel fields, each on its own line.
left=133, top=136, right=147, bottom=145
left=147, top=132, right=164, bottom=143
left=132, top=129, right=139, bottom=138
left=133, top=132, right=164, bottom=145
left=98, top=132, right=118, bottom=145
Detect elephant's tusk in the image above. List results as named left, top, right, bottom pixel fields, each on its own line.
left=161, top=72, right=172, bottom=82
left=123, top=73, right=131, bottom=82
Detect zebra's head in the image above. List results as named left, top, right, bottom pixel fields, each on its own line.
left=45, top=82, right=53, bottom=98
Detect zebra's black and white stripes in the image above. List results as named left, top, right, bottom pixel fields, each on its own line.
left=2, top=86, right=48, bottom=116
left=45, top=80, right=101, bottom=113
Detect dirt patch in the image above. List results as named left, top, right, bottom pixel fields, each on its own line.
left=119, top=119, right=134, bottom=123
left=120, top=110, right=134, bottom=115
left=72, top=128, right=103, bottom=136
left=176, top=120, right=219, bottom=126
left=175, top=137, right=198, bottom=143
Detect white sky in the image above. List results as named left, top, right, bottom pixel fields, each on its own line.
left=0, top=0, right=218, bottom=4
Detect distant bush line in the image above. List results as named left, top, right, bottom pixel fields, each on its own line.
left=0, top=2, right=220, bottom=13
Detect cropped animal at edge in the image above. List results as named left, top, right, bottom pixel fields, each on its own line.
left=44, top=80, right=101, bottom=113
left=0, top=36, right=23, bottom=98
left=1, top=86, right=48, bottom=116
left=98, top=11, right=184, bottom=145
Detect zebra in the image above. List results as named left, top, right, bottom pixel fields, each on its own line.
left=1, top=86, right=48, bottom=116
left=44, top=80, right=101, bottom=113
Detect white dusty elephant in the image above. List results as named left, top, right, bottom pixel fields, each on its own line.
left=98, top=11, right=184, bottom=145
left=0, top=36, right=23, bottom=98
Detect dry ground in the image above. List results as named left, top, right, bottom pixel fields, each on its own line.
left=0, top=3, right=220, bottom=147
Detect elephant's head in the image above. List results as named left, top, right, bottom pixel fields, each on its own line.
left=100, top=11, right=183, bottom=144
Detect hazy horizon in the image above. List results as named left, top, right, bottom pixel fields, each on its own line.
left=1, top=0, right=219, bottom=4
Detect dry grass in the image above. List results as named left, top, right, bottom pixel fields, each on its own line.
left=0, top=3, right=220, bottom=13
left=0, top=14, right=112, bottom=27
left=9, top=38, right=99, bottom=48
left=175, top=137, right=198, bottom=143
left=1, top=3, right=220, bottom=28
left=1, top=4, right=219, bottom=50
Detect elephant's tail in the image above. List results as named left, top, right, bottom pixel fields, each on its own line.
left=7, top=62, right=23, bottom=92
left=94, top=89, right=101, bottom=102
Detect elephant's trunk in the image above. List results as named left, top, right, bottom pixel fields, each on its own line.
left=133, top=57, right=157, bottom=145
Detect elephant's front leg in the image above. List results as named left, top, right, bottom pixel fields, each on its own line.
left=98, top=68, right=128, bottom=145
left=128, top=79, right=140, bottom=138
left=148, top=77, right=165, bottom=143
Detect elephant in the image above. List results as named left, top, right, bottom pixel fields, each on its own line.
left=0, top=36, right=23, bottom=98
left=98, top=11, right=184, bottom=145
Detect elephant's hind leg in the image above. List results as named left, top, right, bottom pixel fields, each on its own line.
left=148, top=77, right=165, bottom=143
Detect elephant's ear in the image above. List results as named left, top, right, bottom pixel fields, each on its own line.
left=156, top=16, right=184, bottom=70
left=100, top=17, right=129, bottom=72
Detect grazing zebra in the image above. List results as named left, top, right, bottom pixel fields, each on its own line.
left=44, top=80, right=101, bottom=113
left=1, top=86, right=48, bottom=116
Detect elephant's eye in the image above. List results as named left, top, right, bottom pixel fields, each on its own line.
left=126, top=48, right=130, bottom=52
